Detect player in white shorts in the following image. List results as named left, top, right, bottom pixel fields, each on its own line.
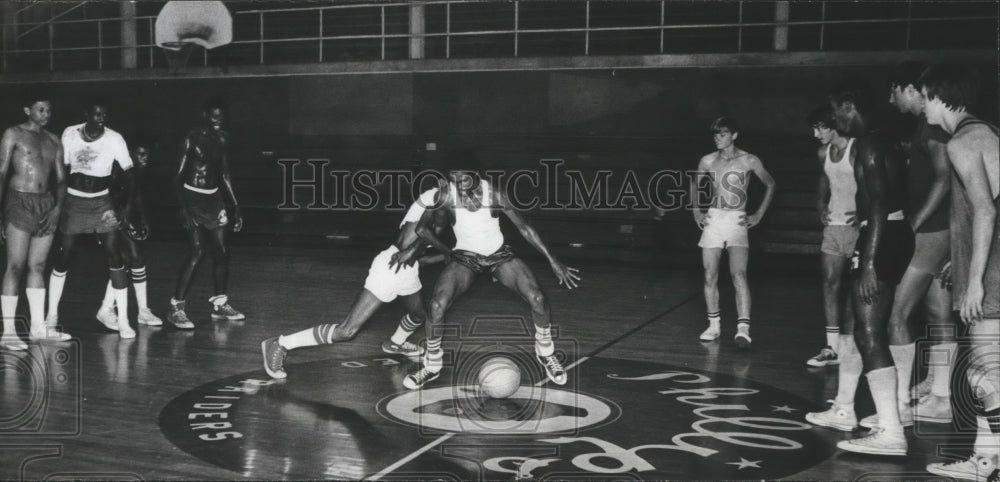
left=260, top=187, right=448, bottom=379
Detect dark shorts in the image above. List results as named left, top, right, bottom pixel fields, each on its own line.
left=59, top=194, right=119, bottom=234
left=851, top=221, right=915, bottom=286
left=450, top=245, right=516, bottom=274
left=3, top=190, right=56, bottom=237
left=181, top=188, right=228, bottom=230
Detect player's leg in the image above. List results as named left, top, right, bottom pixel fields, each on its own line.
left=493, top=258, right=566, bottom=385
left=46, top=232, right=77, bottom=328
left=807, top=294, right=862, bottom=430
left=382, top=292, right=428, bottom=357
left=168, top=227, right=204, bottom=329
left=405, top=262, right=477, bottom=389
left=700, top=247, right=724, bottom=341
left=810, top=251, right=848, bottom=366
left=1, top=225, right=32, bottom=350
left=728, top=245, right=752, bottom=348
left=206, top=225, right=244, bottom=321
left=882, top=265, right=932, bottom=423
left=99, top=229, right=134, bottom=339
left=25, top=233, right=68, bottom=341
left=913, top=281, right=955, bottom=422
left=121, top=234, right=161, bottom=326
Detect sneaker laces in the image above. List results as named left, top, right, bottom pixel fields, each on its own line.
left=541, top=354, right=565, bottom=374
left=172, top=310, right=192, bottom=323
left=410, top=367, right=439, bottom=383
left=268, top=342, right=287, bottom=370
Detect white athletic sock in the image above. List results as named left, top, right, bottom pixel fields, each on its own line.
left=25, top=288, right=45, bottom=331
left=890, top=343, right=916, bottom=404
left=826, top=327, right=840, bottom=351
left=930, top=342, right=957, bottom=397
left=835, top=334, right=862, bottom=407
left=210, top=294, right=228, bottom=307
left=867, top=367, right=902, bottom=430
left=425, top=338, right=443, bottom=372
left=535, top=325, right=554, bottom=357
left=707, top=311, right=721, bottom=328
left=130, top=267, right=148, bottom=311
left=2, top=295, right=18, bottom=337
left=114, top=288, right=128, bottom=326
left=974, top=416, right=1000, bottom=456
left=279, top=323, right=336, bottom=351
left=390, top=314, right=417, bottom=345
left=101, top=280, right=115, bottom=309
left=48, top=270, right=67, bottom=318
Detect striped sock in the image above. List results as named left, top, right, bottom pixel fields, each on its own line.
left=737, top=318, right=750, bottom=327
left=390, top=314, right=420, bottom=345
left=425, top=337, right=443, bottom=372
left=987, top=408, right=1000, bottom=435
left=825, top=326, right=839, bottom=350
left=130, top=266, right=149, bottom=311
left=707, top=311, right=721, bottom=325
left=535, top=325, right=554, bottom=357
left=279, top=323, right=337, bottom=350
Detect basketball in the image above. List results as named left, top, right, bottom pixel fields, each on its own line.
left=477, top=356, right=521, bottom=399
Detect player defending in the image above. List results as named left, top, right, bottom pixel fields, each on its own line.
left=0, top=90, right=69, bottom=350
left=920, top=64, right=1000, bottom=482
left=166, top=100, right=244, bottom=329
left=47, top=99, right=139, bottom=339
left=808, top=105, right=858, bottom=366
left=94, top=140, right=163, bottom=330
left=260, top=188, right=447, bottom=379
left=393, top=161, right=581, bottom=389
left=694, top=117, right=776, bottom=348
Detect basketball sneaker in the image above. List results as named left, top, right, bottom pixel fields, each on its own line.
left=381, top=339, right=424, bottom=357
left=927, top=453, right=998, bottom=482
left=96, top=305, right=119, bottom=330
left=699, top=324, right=720, bottom=341
left=44, top=312, right=58, bottom=328
left=910, top=375, right=933, bottom=401
left=212, top=302, right=246, bottom=321
left=137, top=308, right=163, bottom=326
left=0, top=334, right=27, bottom=351
left=167, top=302, right=195, bottom=330
left=403, top=366, right=440, bottom=390
left=805, top=400, right=858, bottom=431
left=118, top=323, right=136, bottom=340
left=29, top=326, right=72, bottom=342
left=538, top=354, right=567, bottom=385
left=261, top=337, right=287, bottom=379
left=859, top=404, right=913, bottom=429
left=913, top=394, right=952, bottom=423
left=807, top=346, right=840, bottom=367
left=735, top=324, right=751, bottom=349
left=836, top=426, right=907, bottom=456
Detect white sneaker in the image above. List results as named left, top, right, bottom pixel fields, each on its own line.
left=699, top=324, right=720, bottom=341
left=927, top=453, right=998, bottom=482
left=137, top=308, right=163, bottom=326
left=118, top=324, right=136, bottom=339
left=910, top=376, right=934, bottom=401
left=45, top=313, right=58, bottom=329
left=0, top=334, right=28, bottom=351
left=914, top=394, right=953, bottom=423
left=859, top=404, right=914, bottom=429
left=735, top=324, right=751, bottom=348
left=836, top=426, right=907, bottom=455
left=805, top=400, right=858, bottom=431
left=96, top=305, right=119, bottom=331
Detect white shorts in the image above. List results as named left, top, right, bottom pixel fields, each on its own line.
left=698, top=208, right=749, bottom=249
left=363, top=245, right=422, bottom=303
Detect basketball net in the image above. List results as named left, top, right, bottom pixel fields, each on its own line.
left=163, top=41, right=197, bottom=74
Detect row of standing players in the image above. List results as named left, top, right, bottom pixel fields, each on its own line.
left=794, top=62, right=998, bottom=482
left=0, top=96, right=245, bottom=352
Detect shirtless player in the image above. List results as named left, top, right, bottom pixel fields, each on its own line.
left=260, top=187, right=447, bottom=379
left=920, top=63, right=1000, bottom=482
left=166, top=100, right=244, bottom=329
left=0, top=89, right=69, bottom=350
left=694, top=117, right=776, bottom=348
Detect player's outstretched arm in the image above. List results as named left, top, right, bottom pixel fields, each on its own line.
left=498, top=191, right=580, bottom=289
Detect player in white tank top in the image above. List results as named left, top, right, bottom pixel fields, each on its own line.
left=392, top=169, right=581, bottom=389
left=824, top=137, right=858, bottom=226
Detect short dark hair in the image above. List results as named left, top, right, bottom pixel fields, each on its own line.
left=889, top=61, right=928, bottom=91
left=23, top=86, right=52, bottom=109
left=85, top=95, right=109, bottom=112
left=919, top=63, right=979, bottom=112
left=807, top=105, right=836, bottom=129
left=829, top=77, right=875, bottom=116
left=202, top=97, right=227, bottom=113
left=710, top=116, right=740, bottom=134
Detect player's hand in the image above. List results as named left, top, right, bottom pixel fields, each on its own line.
left=845, top=211, right=859, bottom=227
left=126, top=219, right=150, bottom=241
left=232, top=211, right=244, bottom=233
left=740, top=213, right=761, bottom=228
left=180, top=209, right=196, bottom=230
left=857, top=265, right=879, bottom=305
left=959, top=280, right=984, bottom=325
left=37, top=206, right=60, bottom=237
left=819, top=206, right=831, bottom=225
left=694, top=211, right=708, bottom=230
left=550, top=261, right=581, bottom=290
left=938, top=261, right=952, bottom=290
left=389, top=245, right=420, bottom=273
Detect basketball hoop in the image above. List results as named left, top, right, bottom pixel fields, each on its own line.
left=155, top=1, right=232, bottom=73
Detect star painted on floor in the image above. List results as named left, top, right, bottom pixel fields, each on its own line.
left=771, top=405, right=797, bottom=413
left=727, top=457, right=762, bottom=470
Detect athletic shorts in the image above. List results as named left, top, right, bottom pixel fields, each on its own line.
left=850, top=220, right=915, bottom=286
left=180, top=188, right=228, bottom=230
left=698, top=208, right=749, bottom=249
left=59, top=194, right=119, bottom=234
left=363, top=245, right=422, bottom=303
left=910, top=229, right=950, bottom=275
left=451, top=244, right=516, bottom=275
left=3, top=190, right=56, bottom=237
left=821, top=225, right=860, bottom=258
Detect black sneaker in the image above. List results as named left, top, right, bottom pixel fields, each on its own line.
left=261, top=337, right=288, bottom=379
left=403, top=366, right=440, bottom=390
left=807, top=346, right=840, bottom=367
left=538, top=354, right=567, bottom=385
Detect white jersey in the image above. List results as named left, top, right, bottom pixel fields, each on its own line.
left=61, top=123, right=132, bottom=177
left=451, top=180, right=504, bottom=256
left=400, top=188, right=439, bottom=228
left=824, top=138, right=857, bottom=226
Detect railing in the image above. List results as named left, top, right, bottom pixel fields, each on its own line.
left=1, top=0, right=996, bottom=73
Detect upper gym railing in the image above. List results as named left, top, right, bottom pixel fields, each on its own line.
left=1, top=0, right=996, bottom=73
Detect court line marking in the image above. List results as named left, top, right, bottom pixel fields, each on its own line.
left=368, top=291, right=700, bottom=480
